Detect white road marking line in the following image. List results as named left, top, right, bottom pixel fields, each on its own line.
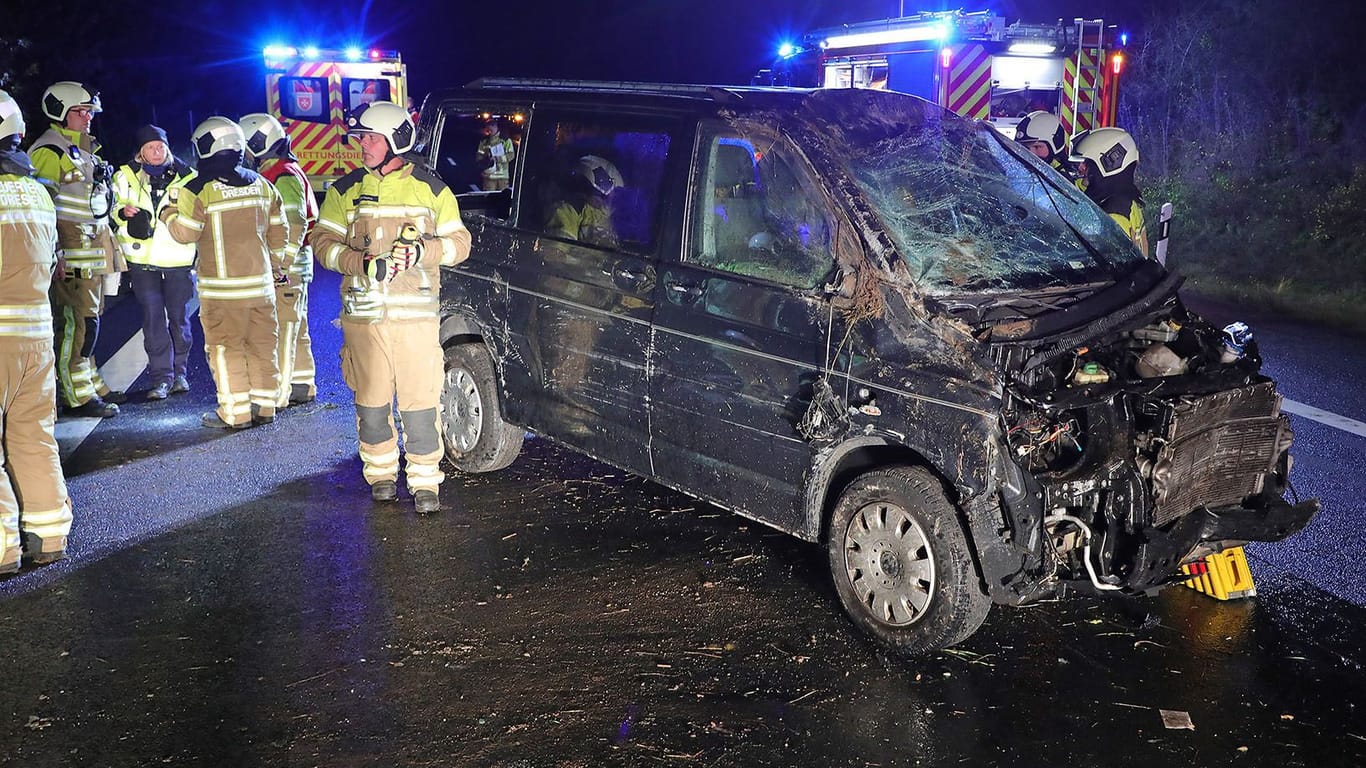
left=55, top=329, right=147, bottom=461
left=1282, top=398, right=1366, bottom=438
left=56, top=298, right=200, bottom=460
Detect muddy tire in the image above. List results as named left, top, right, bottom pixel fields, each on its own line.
left=827, top=466, right=990, bottom=655
left=442, top=343, right=523, bottom=472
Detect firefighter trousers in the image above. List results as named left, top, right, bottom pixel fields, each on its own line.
left=1, top=338, right=73, bottom=568
left=274, top=281, right=315, bottom=407
left=200, top=298, right=280, bottom=427
left=51, top=271, right=111, bottom=408
left=340, top=318, right=445, bottom=493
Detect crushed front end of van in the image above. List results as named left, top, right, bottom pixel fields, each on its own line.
left=788, top=88, right=1317, bottom=649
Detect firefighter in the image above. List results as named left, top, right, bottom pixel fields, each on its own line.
left=240, top=112, right=318, bottom=408
left=0, top=90, right=72, bottom=573
left=28, top=81, right=126, bottom=417
left=475, top=117, right=515, bottom=192
left=1014, top=110, right=1069, bottom=173
left=547, top=154, right=621, bottom=248
left=1070, top=127, right=1150, bottom=256
left=160, top=117, right=288, bottom=429
left=313, top=101, right=471, bottom=514
left=112, top=125, right=197, bottom=400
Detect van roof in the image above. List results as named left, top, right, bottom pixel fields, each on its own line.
left=438, top=77, right=822, bottom=111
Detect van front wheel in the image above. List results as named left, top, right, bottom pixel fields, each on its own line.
left=442, top=343, right=523, bottom=472
left=827, top=466, right=990, bottom=654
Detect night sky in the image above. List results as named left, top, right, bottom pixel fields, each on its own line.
left=14, top=0, right=1157, bottom=157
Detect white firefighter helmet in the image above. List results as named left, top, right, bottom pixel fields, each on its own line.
left=1015, top=110, right=1066, bottom=156
left=239, top=113, right=289, bottom=159
left=41, top=81, right=102, bottom=123
left=1069, top=127, right=1139, bottom=178
left=575, top=155, right=623, bottom=196
left=0, top=89, right=25, bottom=142
left=346, top=101, right=415, bottom=154
left=191, top=116, right=246, bottom=159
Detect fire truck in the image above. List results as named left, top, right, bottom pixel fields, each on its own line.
left=262, top=45, right=409, bottom=189
left=759, top=10, right=1127, bottom=140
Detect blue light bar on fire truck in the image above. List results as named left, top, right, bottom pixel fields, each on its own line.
left=263, top=45, right=402, bottom=68
left=821, top=23, right=949, bottom=50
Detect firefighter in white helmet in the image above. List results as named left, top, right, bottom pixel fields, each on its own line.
left=160, top=117, right=288, bottom=428
left=475, top=117, right=515, bottom=191
left=313, top=101, right=472, bottom=514
left=1070, top=127, right=1149, bottom=256
left=1014, top=110, right=1069, bottom=173
left=28, top=81, right=127, bottom=417
left=546, top=154, right=622, bottom=248
left=0, top=89, right=72, bottom=573
left=240, top=112, right=318, bottom=408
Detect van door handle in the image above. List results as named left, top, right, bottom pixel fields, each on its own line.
left=666, top=281, right=704, bottom=298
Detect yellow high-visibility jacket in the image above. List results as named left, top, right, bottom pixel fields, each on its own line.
left=111, top=160, right=197, bottom=268
left=29, top=125, right=120, bottom=274
left=313, top=162, right=470, bottom=324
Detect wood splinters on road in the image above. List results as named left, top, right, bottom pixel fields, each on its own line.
left=787, top=689, right=818, bottom=705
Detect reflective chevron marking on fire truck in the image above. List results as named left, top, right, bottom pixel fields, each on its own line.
left=945, top=44, right=992, bottom=120
left=275, top=60, right=338, bottom=181
left=1062, top=48, right=1101, bottom=135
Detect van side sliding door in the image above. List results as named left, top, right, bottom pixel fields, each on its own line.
left=499, top=109, right=684, bottom=475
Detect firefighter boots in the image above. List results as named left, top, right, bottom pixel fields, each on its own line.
left=371, top=480, right=398, bottom=502
left=414, top=489, right=440, bottom=515
left=201, top=412, right=250, bottom=430
left=66, top=396, right=119, bottom=418
left=22, top=533, right=66, bottom=565
left=289, top=383, right=315, bottom=405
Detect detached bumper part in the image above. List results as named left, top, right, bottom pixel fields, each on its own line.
left=1129, top=496, right=1320, bottom=592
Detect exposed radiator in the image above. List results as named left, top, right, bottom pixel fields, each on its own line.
left=1149, top=382, right=1285, bottom=527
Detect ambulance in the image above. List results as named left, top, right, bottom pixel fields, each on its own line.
left=759, top=10, right=1126, bottom=140
left=262, top=45, right=409, bottom=189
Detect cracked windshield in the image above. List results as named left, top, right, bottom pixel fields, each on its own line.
left=815, top=90, right=1145, bottom=295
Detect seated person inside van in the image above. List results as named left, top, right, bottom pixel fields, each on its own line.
left=546, top=154, right=622, bottom=248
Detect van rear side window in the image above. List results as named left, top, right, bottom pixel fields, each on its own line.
left=519, top=113, right=675, bottom=252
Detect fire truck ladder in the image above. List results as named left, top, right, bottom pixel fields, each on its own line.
left=1068, top=18, right=1106, bottom=138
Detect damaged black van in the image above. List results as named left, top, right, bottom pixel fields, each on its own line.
left=416, top=79, right=1318, bottom=654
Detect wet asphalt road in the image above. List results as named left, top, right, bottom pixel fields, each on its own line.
left=1, top=273, right=1363, bottom=766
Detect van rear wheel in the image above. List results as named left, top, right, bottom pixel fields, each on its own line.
left=827, top=466, right=990, bottom=654
left=442, top=343, right=523, bottom=472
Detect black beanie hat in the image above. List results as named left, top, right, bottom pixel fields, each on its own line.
left=135, top=124, right=169, bottom=148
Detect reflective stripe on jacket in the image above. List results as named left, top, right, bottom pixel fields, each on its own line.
left=162, top=172, right=287, bottom=303
left=313, top=163, right=470, bottom=324
left=0, top=172, right=58, bottom=338
left=260, top=159, right=317, bottom=282
left=29, top=126, right=119, bottom=273
left=112, top=162, right=198, bottom=268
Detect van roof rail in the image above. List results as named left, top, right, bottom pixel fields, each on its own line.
left=464, top=77, right=746, bottom=103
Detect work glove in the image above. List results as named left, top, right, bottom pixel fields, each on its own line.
left=389, top=226, right=423, bottom=271
left=365, top=256, right=401, bottom=283
left=124, top=209, right=154, bottom=239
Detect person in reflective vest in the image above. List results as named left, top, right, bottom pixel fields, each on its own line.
left=28, top=81, right=127, bottom=417
left=111, top=124, right=198, bottom=400
left=160, top=117, right=287, bottom=429
left=240, top=112, right=319, bottom=408
left=1071, top=127, right=1150, bottom=257
left=0, top=89, right=72, bottom=573
left=313, top=102, right=471, bottom=515
left=475, top=117, right=515, bottom=191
